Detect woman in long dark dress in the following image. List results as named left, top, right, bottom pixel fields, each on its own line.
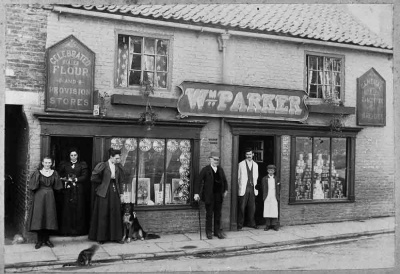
left=57, top=148, right=90, bottom=236
left=89, top=148, right=124, bottom=244
left=28, top=156, right=63, bottom=249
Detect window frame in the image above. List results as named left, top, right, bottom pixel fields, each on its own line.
left=107, top=137, right=194, bottom=208
left=304, top=51, right=345, bottom=104
left=289, top=134, right=356, bottom=205
left=114, top=29, right=174, bottom=92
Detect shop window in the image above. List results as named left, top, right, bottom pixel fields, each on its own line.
left=111, top=137, right=191, bottom=206
left=116, top=34, right=169, bottom=89
left=293, top=136, right=349, bottom=202
left=306, top=54, right=344, bottom=100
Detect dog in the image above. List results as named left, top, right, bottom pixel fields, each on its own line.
left=121, top=203, right=160, bottom=243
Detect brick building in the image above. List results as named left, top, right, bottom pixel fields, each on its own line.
left=4, top=4, right=394, bottom=241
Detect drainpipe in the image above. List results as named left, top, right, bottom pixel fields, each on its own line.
left=217, top=33, right=230, bottom=167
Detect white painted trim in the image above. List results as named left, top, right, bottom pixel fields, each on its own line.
left=51, top=6, right=393, bottom=55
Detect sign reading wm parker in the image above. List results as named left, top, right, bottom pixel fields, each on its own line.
left=177, top=82, right=309, bottom=122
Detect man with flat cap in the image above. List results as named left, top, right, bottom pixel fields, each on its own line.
left=261, top=164, right=280, bottom=231
left=194, top=152, right=228, bottom=239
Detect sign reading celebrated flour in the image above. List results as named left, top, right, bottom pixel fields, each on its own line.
left=357, top=68, right=386, bottom=126
left=177, top=81, right=309, bottom=121
left=46, top=35, right=95, bottom=113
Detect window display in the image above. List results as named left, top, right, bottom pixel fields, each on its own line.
left=111, top=137, right=192, bottom=206
left=294, top=137, right=347, bottom=201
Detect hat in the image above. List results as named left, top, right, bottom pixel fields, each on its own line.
left=267, top=164, right=276, bottom=170
left=209, top=152, right=220, bottom=159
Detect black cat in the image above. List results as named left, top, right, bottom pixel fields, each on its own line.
left=122, top=203, right=160, bottom=242
left=62, top=244, right=99, bottom=267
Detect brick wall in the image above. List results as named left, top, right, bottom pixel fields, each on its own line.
left=5, top=6, right=394, bottom=237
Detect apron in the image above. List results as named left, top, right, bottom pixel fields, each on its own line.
left=263, top=177, right=278, bottom=218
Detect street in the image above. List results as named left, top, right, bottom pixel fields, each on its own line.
left=21, top=233, right=394, bottom=273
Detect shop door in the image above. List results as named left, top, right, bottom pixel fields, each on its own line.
left=50, top=136, right=93, bottom=236
left=239, top=136, right=275, bottom=226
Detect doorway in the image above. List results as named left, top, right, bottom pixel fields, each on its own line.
left=239, top=135, right=275, bottom=226
left=50, top=136, right=93, bottom=236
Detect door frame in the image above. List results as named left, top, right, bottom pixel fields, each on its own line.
left=230, top=133, right=281, bottom=230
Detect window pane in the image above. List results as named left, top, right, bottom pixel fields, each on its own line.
left=144, top=55, right=155, bottom=71
left=331, top=138, right=347, bottom=199
left=137, top=138, right=165, bottom=206
left=117, top=138, right=138, bottom=203
left=143, top=72, right=154, bottom=85
left=144, top=38, right=156, bottom=54
left=130, top=37, right=142, bottom=54
left=128, top=70, right=141, bottom=86
left=324, top=71, right=332, bottom=85
left=156, top=72, right=167, bottom=88
left=309, top=56, right=317, bottom=70
left=295, top=137, right=313, bottom=201
left=334, top=72, right=340, bottom=86
left=324, top=57, right=333, bottom=71
left=310, top=70, right=317, bottom=84
left=166, top=139, right=191, bottom=205
left=317, top=86, right=323, bottom=98
left=334, top=87, right=341, bottom=100
left=156, top=56, right=168, bottom=71
left=309, top=84, right=317, bottom=98
left=313, top=138, right=331, bottom=200
left=116, top=35, right=129, bottom=87
left=336, top=59, right=341, bottom=71
left=157, top=39, right=168, bottom=55
left=317, top=56, right=323, bottom=70
left=130, top=54, right=141, bottom=70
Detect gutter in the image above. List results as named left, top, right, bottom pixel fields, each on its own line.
left=51, top=6, right=393, bottom=55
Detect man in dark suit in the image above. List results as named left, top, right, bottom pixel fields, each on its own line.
left=194, top=152, right=228, bottom=240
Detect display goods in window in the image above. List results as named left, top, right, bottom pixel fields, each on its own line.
left=167, top=140, right=178, bottom=152
left=124, top=138, right=137, bottom=151
left=179, top=140, right=191, bottom=152
left=139, top=138, right=152, bottom=152
left=111, top=138, right=124, bottom=150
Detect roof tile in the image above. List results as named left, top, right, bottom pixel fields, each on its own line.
left=63, top=4, right=391, bottom=49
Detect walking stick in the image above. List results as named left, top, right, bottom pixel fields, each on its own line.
left=197, top=200, right=202, bottom=240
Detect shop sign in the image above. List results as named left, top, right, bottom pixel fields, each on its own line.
left=177, top=81, right=309, bottom=121
left=45, top=35, right=95, bottom=113
left=357, top=68, right=386, bottom=126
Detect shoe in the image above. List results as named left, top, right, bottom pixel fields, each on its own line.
left=35, top=242, right=42, bottom=249
left=216, top=232, right=225, bottom=239
left=273, top=227, right=279, bottom=231
left=264, top=227, right=270, bottom=231
left=252, top=225, right=258, bottom=229
left=206, top=234, right=213, bottom=239
left=114, top=240, right=124, bottom=244
left=44, top=240, right=54, bottom=248
left=98, top=241, right=105, bottom=245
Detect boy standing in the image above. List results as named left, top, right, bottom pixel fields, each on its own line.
left=261, top=165, right=280, bottom=231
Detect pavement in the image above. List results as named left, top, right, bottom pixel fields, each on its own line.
left=4, top=216, right=395, bottom=271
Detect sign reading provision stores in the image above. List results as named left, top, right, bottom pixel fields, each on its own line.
left=46, top=35, right=95, bottom=113
left=177, top=81, right=309, bottom=121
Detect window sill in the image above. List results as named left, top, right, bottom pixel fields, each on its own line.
left=307, top=104, right=355, bottom=115
left=111, top=94, right=177, bottom=108
left=289, top=199, right=354, bottom=205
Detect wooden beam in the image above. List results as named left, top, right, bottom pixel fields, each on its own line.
left=111, top=94, right=178, bottom=108
left=307, top=104, right=356, bottom=115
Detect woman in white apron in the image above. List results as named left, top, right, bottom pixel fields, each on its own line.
left=261, top=165, right=280, bottom=231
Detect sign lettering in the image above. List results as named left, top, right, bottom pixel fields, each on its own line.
left=177, top=82, right=308, bottom=121
left=357, top=68, right=386, bottom=126
left=46, top=35, right=95, bottom=113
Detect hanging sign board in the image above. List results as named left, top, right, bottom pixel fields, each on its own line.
left=45, top=35, right=95, bottom=113
left=357, top=68, right=386, bottom=126
left=177, top=81, right=309, bottom=122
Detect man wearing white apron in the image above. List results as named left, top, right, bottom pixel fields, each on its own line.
left=261, top=165, right=280, bottom=231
